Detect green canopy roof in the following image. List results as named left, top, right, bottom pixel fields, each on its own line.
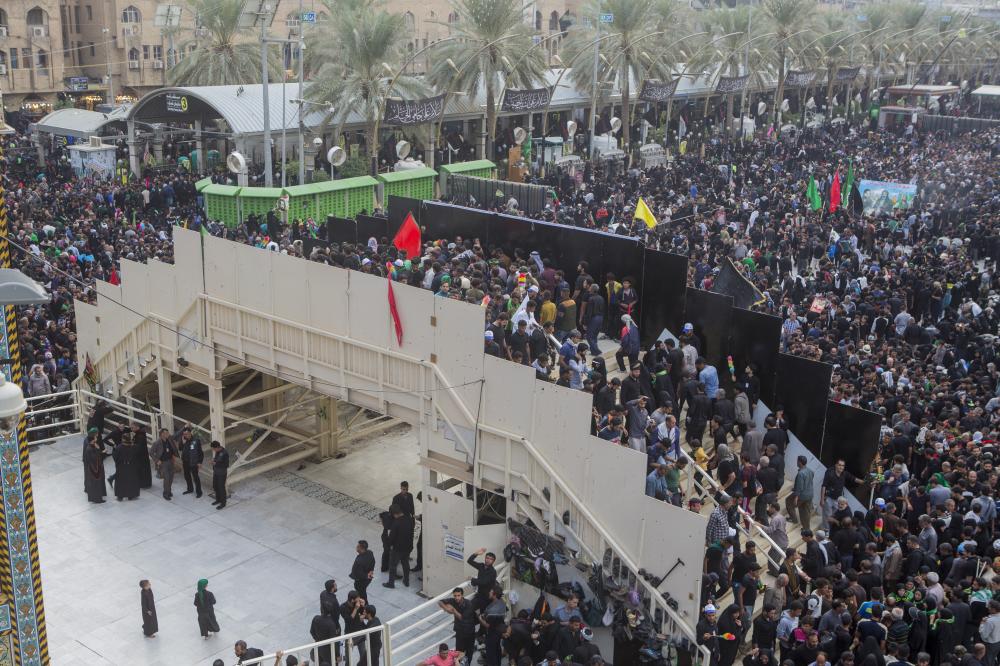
left=377, top=167, right=438, bottom=183
left=238, top=186, right=285, bottom=199
left=195, top=177, right=213, bottom=192
left=439, top=160, right=495, bottom=174
left=202, top=183, right=241, bottom=196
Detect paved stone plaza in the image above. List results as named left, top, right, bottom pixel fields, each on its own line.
left=32, top=429, right=424, bottom=665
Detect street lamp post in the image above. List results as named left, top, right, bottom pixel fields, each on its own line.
left=0, top=149, right=49, bottom=666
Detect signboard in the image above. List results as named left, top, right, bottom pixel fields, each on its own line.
left=858, top=179, right=917, bottom=215
left=68, top=145, right=117, bottom=180
left=836, top=66, right=861, bottom=81
left=500, top=87, right=551, bottom=112
left=716, top=75, right=749, bottom=94
left=382, top=94, right=446, bottom=125
left=165, top=92, right=189, bottom=113
left=638, top=78, right=680, bottom=103
left=443, top=533, right=464, bottom=561
left=599, top=13, right=614, bottom=23
left=67, top=76, right=89, bottom=92
left=784, top=70, right=816, bottom=88
left=301, top=11, right=316, bottom=22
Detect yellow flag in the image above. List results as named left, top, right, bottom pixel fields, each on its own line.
left=634, top=197, right=657, bottom=229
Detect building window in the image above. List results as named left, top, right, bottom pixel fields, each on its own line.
left=9, top=49, right=16, bottom=69
left=26, top=7, right=46, bottom=26
left=21, top=48, right=30, bottom=67
left=403, top=11, right=415, bottom=32
left=0, top=8, right=8, bottom=28
left=535, top=10, right=542, bottom=31
left=142, top=45, right=149, bottom=59
left=121, top=6, right=140, bottom=23
left=128, top=47, right=139, bottom=63
left=73, top=6, right=80, bottom=32
left=153, top=45, right=162, bottom=60
left=549, top=11, right=559, bottom=31
left=89, top=42, right=95, bottom=57
left=85, top=5, right=92, bottom=21
left=35, top=49, right=47, bottom=69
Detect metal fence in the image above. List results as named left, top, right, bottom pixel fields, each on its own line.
left=917, top=114, right=1000, bottom=134
left=446, top=174, right=548, bottom=215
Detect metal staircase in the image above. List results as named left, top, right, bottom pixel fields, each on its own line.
left=71, top=229, right=711, bottom=664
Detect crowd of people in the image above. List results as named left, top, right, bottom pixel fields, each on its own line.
left=2, top=94, right=1000, bottom=666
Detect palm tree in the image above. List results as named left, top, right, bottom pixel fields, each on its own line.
left=170, top=0, right=283, bottom=86
left=426, top=0, right=546, bottom=160
left=306, top=2, right=426, bottom=162
left=807, top=11, right=856, bottom=120
left=561, top=0, right=683, bottom=156
left=760, top=0, right=813, bottom=126
left=858, top=4, right=893, bottom=94
left=689, top=7, right=766, bottom=137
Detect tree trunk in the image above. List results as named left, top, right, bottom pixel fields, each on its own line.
left=773, top=44, right=786, bottom=128
left=486, top=81, right=496, bottom=161
left=621, top=57, right=631, bottom=163
left=826, top=65, right=836, bottom=120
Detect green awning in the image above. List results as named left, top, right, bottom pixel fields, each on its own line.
left=195, top=177, right=213, bottom=192
left=377, top=167, right=438, bottom=183
left=439, top=160, right=496, bottom=174
left=238, top=186, right=285, bottom=199
left=202, top=183, right=241, bottom=196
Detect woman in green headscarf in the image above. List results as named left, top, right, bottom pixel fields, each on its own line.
left=194, top=578, right=220, bottom=638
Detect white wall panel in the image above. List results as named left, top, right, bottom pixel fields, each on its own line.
left=305, top=262, right=349, bottom=338
left=95, top=281, right=126, bottom=348
left=433, top=297, right=487, bottom=413
left=531, top=381, right=591, bottom=455
left=481, top=356, right=534, bottom=437
left=146, top=260, right=179, bottom=320
left=269, top=251, right=310, bottom=324
left=234, top=244, right=271, bottom=313
left=422, top=486, right=475, bottom=596
left=391, top=281, right=436, bottom=362
left=173, top=228, right=205, bottom=298
left=202, top=235, right=237, bottom=302
left=637, top=496, right=708, bottom=622
left=346, top=271, right=390, bottom=349
left=74, top=300, right=100, bottom=365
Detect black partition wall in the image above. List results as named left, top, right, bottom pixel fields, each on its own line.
left=327, top=216, right=357, bottom=244
left=639, top=249, right=688, bottom=344
left=683, top=289, right=733, bottom=372
left=728, top=309, right=781, bottom=405
left=774, top=353, right=834, bottom=457
left=389, top=196, right=423, bottom=232
left=821, top=402, right=882, bottom=481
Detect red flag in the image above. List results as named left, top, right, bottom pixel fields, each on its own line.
left=392, top=212, right=421, bottom=260
left=829, top=171, right=841, bottom=213
left=387, top=279, right=403, bottom=346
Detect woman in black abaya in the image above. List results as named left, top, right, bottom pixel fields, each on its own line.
left=112, top=439, right=140, bottom=501
left=132, top=424, right=152, bottom=489
left=140, top=580, right=158, bottom=637
left=84, top=437, right=106, bottom=503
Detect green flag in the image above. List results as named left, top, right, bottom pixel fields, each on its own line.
left=807, top=174, right=822, bottom=211
left=842, top=160, right=854, bottom=208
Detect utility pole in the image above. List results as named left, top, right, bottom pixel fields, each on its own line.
left=588, top=15, right=601, bottom=160
left=297, top=0, right=306, bottom=185
left=102, top=27, right=115, bottom=106
left=261, top=14, right=273, bottom=187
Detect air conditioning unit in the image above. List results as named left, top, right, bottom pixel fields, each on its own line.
left=89, top=136, right=103, bottom=148
left=128, top=60, right=139, bottom=70
left=0, top=65, right=7, bottom=75
left=31, top=26, right=47, bottom=38
left=0, top=26, right=9, bottom=38
left=151, top=59, right=163, bottom=69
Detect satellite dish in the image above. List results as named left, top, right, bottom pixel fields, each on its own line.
left=806, top=97, right=816, bottom=110
left=780, top=98, right=790, bottom=112
left=395, top=140, right=411, bottom=159
left=327, top=146, right=347, bottom=167
left=609, top=117, right=622, bottom=133
left=566, top=120, right=577, bottom=135
left=227, top=151, right=246, bottom=174
left=757, top=101, right=766, bottom=116
left=513, top=127, right=527, bottom=145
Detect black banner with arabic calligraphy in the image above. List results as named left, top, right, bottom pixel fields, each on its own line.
left=638, top=78, right=680, bottom=103
left=716, top=75, right=749, bottom=94
left=784, top=70, right=816, bottom=88
left=382, top=94, right=446, bottom=126
left=500, top=88, right=552, bottom=113
left=836, top=66, right=861, bottom=81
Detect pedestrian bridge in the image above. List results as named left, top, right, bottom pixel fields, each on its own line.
left=70, top=228, right=710, bottom=662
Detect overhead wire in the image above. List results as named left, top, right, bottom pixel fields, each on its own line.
left=2, top=232, right=487, bottom=396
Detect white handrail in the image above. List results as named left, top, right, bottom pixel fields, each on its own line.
left=239, top=564, right=509, bottom=666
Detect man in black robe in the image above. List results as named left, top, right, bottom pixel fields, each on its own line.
left=84, top=437, right=107, bottom=503
left=132, top=424, right=152, bottom=489
left=112, top=439, right=140, bottom=500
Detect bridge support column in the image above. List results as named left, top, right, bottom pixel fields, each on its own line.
left=208, top=384, right=226, bottom=446
left=314, top=397, right=339, bottom=461
left=157, top=365, right=174, bottom=432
